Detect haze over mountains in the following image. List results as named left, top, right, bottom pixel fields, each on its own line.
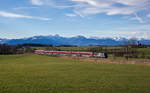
left=0, top=35, right=150, bottom=46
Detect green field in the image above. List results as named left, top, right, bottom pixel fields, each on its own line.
left=0, top=55, right=150, bottom=93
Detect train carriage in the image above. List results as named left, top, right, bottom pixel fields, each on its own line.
left=35, top=50, right=108, bottom=58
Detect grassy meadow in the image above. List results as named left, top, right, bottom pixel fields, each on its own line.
left=0, top=54, right=150, bottom=93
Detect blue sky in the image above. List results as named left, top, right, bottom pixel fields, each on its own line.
left=0, top=0, right=150, bottom=39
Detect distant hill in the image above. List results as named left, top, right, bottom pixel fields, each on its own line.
left=0, top=35, right=150, bottom=46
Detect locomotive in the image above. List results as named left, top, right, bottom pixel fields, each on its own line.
left=35, top=50, right=108, bottom=58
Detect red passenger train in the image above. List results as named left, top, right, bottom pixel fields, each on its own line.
left=35, top=50, right=108, bottom=58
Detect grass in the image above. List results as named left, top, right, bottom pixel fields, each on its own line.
left=0, top=55, right=150, bottom=93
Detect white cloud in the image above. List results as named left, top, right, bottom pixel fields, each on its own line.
left=72, top=0, right=99, bottom=7
left=147, top=14, right=150, bottom=18
left=13, top=7, right=38, bottom=10
left=86, top=30, right=150, bottom=39
left=71, top=0, right=150, bottom=19
left=30, top=0, right=43, bottom=5
left=113, top=0, right=148, bottom=6
left=106, top=7, right=135, bottom=15
left=123, top=13, right=144, bottom=23
left=129, top=31, right=150, bottom=40
left=28, top=0, right=150, bottom=23
left=130, top=13, right=144, bottom=23
left=65, top=13, right=76, bottom=17
left=0, top=11, right=32, bottom=18
left=0, top=11, right=51, bottom=21
left=74, top=10, right=85, bottom=17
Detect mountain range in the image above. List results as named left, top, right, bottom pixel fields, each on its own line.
left=0, top=35, right=150, bottom=46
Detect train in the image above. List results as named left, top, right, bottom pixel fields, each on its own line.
left=35, top=50, right=108, bottom=58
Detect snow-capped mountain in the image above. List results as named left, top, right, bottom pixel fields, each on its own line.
left=0, top=35, right=150, bottom=46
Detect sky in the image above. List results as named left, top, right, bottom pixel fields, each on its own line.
left=0, top=0, right=150, bottom=39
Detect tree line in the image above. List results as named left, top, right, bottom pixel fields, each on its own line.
left=0, top=44, right=22, bottom=54
left=0, top=43, right=47, bottom=54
